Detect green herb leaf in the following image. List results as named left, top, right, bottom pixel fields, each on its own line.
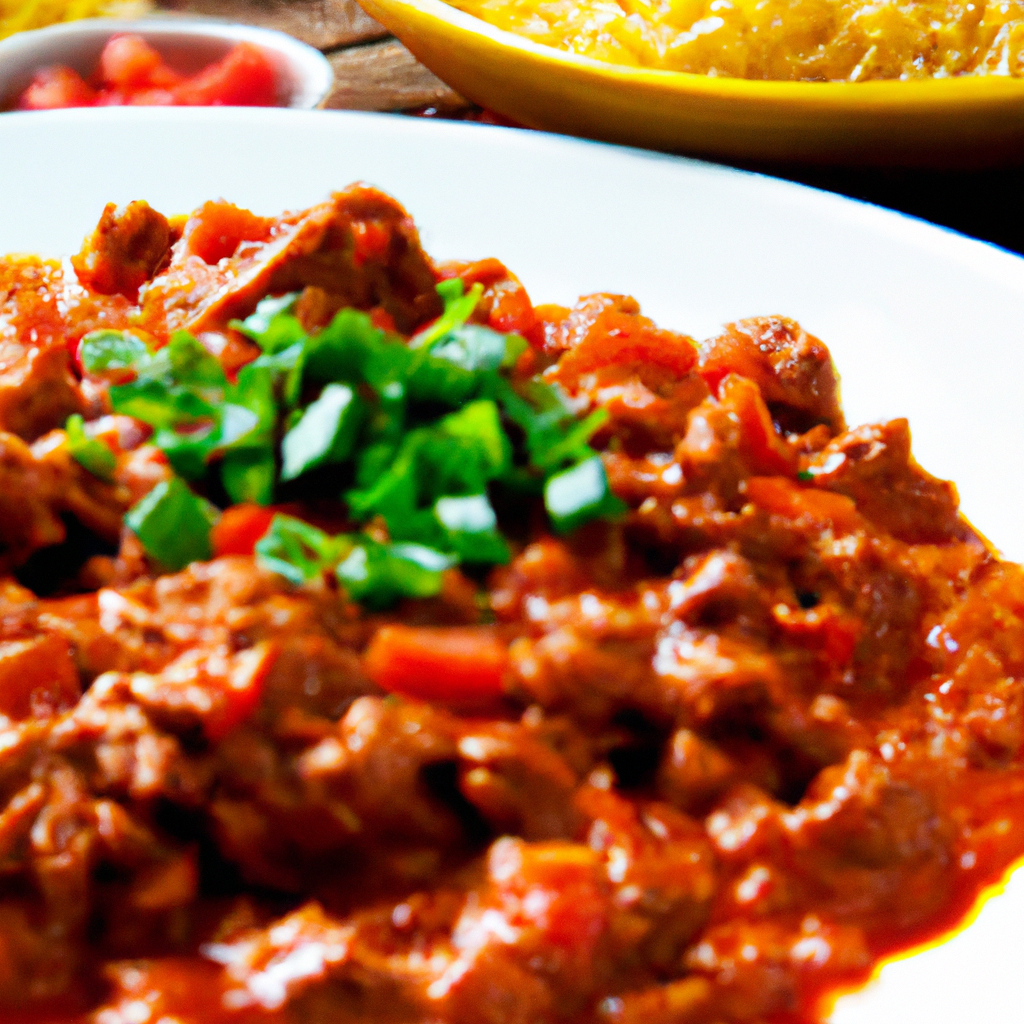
left=544, top=456, right=625, bottom=534
left=108, top=332, right=224, bottom=436
left=110, top=378, right=218, bottom=430
left=150, top=424, right=218, bottom=481
left=231, top=294, right=303, bottom=353
left=336, top=538, right=454, bottom=609
left=65, top=414, right=117, bottom=481
left=434, top=493, right=510, bottom=564
left=254, top=513, right=349, bottom=585
left=305, top=308, right=396, bottom=385
left=530, top=408, right=609, bottom=472
left=226, top=362, right=278, bottom=447
left=404, top=353, right=481, bottom=407
left=250, top=342, right=307, bottom=410
left=430, top=324, right=520, bottom=373
left=79, top=330, right=149, bottom=375
left=411, top=280, right=484, bottom=350
left=438, top=400, right=510, bottom=481
left=148, top=332, right=226, bottom=391
left=346, top=430, right=424, bottom=524
left=222, top=447, right=277, bottom=506
left=125, top=477, right=219, bottom=571
left=280, top=383, right=364, bottom=482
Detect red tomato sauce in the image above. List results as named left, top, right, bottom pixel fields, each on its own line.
left=1, top=187, right=1024, bottom=1024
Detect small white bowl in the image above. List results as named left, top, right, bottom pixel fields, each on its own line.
left=0, top=17, right=334, bottom=110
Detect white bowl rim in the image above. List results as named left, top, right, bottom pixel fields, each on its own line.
left=0, top=16, right=334, bottom=110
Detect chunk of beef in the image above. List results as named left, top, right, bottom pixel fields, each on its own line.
left=674, top=374, right=798, bottom=504
left=684, top=916, right=870, bottom=1022
left=783, top=751, right=953, bottom=927
left=139, top=186, right=441, bottom=336
left=0, top=256, right=86, bottom=440
left=92, top=557, right=376, bottom=720
left=806, top=419, right=966, bottom=544
left=88, top=958, right=252, bottom=1024
left=71, top=201, right=173, bottom=300
left=205, top=901, right=355, bottom=1013
left=579, top=785, right=717, bottom=971
left=456, top=721, right=581, bottom=840
left=511, top=628, right=664, bottom=724
left=430, top=837, right=612, bottom=1023
left=698, top=317, right=844, bottom=435
left=546, top=294, right=707, bottom=453
left=658, top=728, right=737, bottom=812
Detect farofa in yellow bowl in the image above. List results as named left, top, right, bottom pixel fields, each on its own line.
left=446, top=0, right=1024, bottom=79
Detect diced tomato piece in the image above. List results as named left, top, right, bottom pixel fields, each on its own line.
left=364, top=625, right=508, bottom=702
left=351, top=220, right=391, bottom=266
left=211, top=504, right=276, bottom=557
left=368, top=306, right=397, bottom=332
left=0, top=634, right=79, bottom=719
left=772, top=602, right=860, bottom=666
left=437, top=257, right=507, bottom=288
left=204, top=642, right=278, bottom=741
left=487, top=277, right=536, bottom=336
left=719, top=373, right=797, bottom=477
left=15, top=40, right=277, bottom=111
left=172, top=42, right=277, bottom=107
left=744, top=476, right=862, bottom=534
left=97, top=35, right=170, bottom=90
left=487, top=838, right=609, bottom=955
left=17, top=67, right=96, bottom=110
left=555, top=316, right=698, bottom=385
left=180, top=200, right=272, bottom=264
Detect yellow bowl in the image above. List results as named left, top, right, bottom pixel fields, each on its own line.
left=357, top=0, right=1024, bottom=166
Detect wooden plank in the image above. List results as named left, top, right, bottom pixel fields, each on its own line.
left=158, top=0, right=388, bottom=50
left=322, top=37, right=469, bottom=112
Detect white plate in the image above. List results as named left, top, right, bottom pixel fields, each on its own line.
left=0, top=107, right=1022, bottom=1023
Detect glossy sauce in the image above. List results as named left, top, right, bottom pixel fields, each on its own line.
left=0, top=190, right=1022, bottom=1024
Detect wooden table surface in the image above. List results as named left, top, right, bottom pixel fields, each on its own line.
left=162, top=0, right=1024, bottom=258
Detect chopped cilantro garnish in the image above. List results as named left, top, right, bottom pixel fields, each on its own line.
left=65, top=414, right=116, bottom=481
left=411, top=279, right=485, bottom=351
left=280, top=383, right=364, bottom=482
left=221, top=447, right=276, bottom=506
left=79, top=330, right=150, bottom=375
left=86, top=278, right=625, bottom=603
left=336, top=539, right=454, bottom=609
left=254, top=513, right=453, bottom=607
left=254, top=513, right=348, bottom=585
left=125, top=477, right=219, bottom=571
left=434, top=493, right=510, bottom=564
left=544, top=456, right=626, bottom=534
left=230, top=293, right=303, bottom=353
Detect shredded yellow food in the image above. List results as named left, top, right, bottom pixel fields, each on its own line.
left=447, top=0, right=1024, bottom=79
left=0, top=0, right=152, bottom=42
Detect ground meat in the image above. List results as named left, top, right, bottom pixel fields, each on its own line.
left=0, top=429, right=128, bottom=571
left=0, top=190, right=1022, bottom=1024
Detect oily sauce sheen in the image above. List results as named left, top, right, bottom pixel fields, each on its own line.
left=0, top=186, right=1022, bottom=1024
